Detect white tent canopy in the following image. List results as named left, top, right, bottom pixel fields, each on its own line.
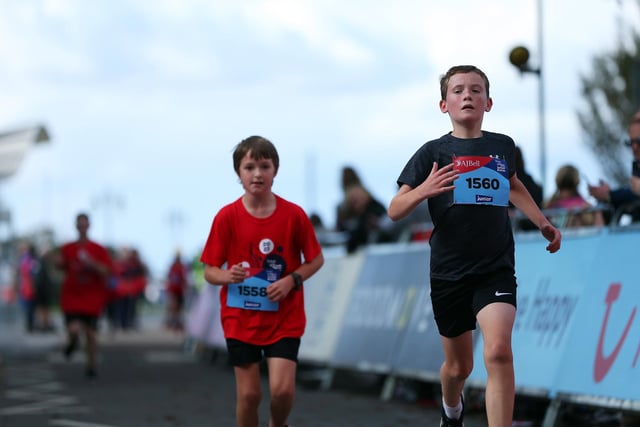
left=0, top=125, right=50, bottom=181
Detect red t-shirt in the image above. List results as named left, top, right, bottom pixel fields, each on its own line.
left=18, top=254, right=36, bottom=300
left=167, top=260, right=187, bottom=296
left=200, top=195, right=322, bottom=345
left=60, top=240, right=114, bottom=316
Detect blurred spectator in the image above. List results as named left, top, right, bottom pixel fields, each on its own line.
left=107, top=247, right=148, bottom=332
left=308, top=211, right=348, bottom=247
left=309, top=212, right=325, bottom=233
left=589, top=109, right=640, bottom=223
left=14, top=241, right=37, bottom=333
left=392, top=200, right=433, bottom=242
left=510, top=146, right=543, bottom=230
left=343, top=184, right=393, bottom=253
left=336, top=166, right=419, bottom=251
left=165, top=250, right=188, bottom=331
left=545, top=164, right=604, bottom=228
left=335, top=165, right=364, bottom=232
left=335, top=166, right=395, bottom=252
left=33, top=245, right=56, bottom=332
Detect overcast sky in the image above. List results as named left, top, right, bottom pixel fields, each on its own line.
left=1, top=0, right=638, bottom=275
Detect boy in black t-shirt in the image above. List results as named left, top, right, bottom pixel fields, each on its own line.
left=388, top=65, right=561, bottom=427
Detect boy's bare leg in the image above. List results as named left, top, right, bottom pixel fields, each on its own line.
left=440, top=331, right=474, bottom=407
left=234, top=364, right=262, bottom=427
left=85, top=327, right=98, bottom=372
left=267, top=357, right=296, bottom=427
left=477, top=302, right=516, bottom=427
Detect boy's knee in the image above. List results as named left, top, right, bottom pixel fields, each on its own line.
left=270, top=386, right=294, bottom=405
left=484, top=342, right=513, bottom=365
left=443, top=360, right=473, bottom=380
left=238, top=389, right=262, bottom=408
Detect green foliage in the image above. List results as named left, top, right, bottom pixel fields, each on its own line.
left=578, top=7, right=640, bottom=186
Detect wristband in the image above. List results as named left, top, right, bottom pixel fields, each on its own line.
left=291, top=272, right=303, bottom=290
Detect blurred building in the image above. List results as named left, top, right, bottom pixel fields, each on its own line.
left=0, top=124, right=50, bottom=294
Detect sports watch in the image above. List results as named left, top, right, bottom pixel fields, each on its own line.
left=291, top=272, right=303, bottom=290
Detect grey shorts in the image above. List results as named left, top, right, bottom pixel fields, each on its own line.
left=430, top=269, right=517, bottom=338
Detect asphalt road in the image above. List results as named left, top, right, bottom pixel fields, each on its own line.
left=0, top=306, right=500, bottom=427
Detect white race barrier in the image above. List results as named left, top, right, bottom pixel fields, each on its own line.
left=185, top=225, right=640, bottom=416
left=185, top=284, right=225, bottom=349
left=299, top=250, right=364, bottom=363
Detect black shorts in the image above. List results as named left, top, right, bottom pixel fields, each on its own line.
left=64, top=313, right=100, bottom=331
left=226, top=337, right=301, bottom=366
left=430, top=269, right=517, bottom=338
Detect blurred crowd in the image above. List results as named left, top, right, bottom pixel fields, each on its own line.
left=6, top=232, right=203, bottom=339
left=311, top=111, right=640, bottom=253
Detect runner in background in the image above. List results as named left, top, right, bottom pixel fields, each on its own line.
left=165, top=249, right=188, bottom=331
left=56, top=212, right=114, bottom=378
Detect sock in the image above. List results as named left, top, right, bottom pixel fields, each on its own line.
left=443, top=397, right=463, bottom=420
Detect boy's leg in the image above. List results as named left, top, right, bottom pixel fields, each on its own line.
left=64, top=316, right=81, bottom=359
left=477, top=302, right=516, bottom=427
left=266, top=357, right=297, bottom=427
left=440, top=331, right=474, bottom=408
left=83, top=316, right=100, bottom=377
left=234, top=363, right=262, bottom=427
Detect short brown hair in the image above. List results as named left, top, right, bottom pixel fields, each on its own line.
left=232, top=135, right=279, bottom=174
left=439, top=65, right=490, bottom=100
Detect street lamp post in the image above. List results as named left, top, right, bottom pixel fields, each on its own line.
left=508, top=0, right=546, bottom=193
left=92, top=189, right=125, bottom=245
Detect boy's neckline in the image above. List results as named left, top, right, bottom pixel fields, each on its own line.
left=242, top=193, right=277, bottom=218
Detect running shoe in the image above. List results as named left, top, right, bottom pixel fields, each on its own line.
left=85, top=367, right=97, bottom=378
left=440, top=394, right=464, bottom=427
left=63, top=336, right=78, bottom=360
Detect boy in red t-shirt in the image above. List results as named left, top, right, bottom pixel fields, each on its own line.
left=57, top=212, right=114, bottom=378
left=201, top=135, right=324, bottom=427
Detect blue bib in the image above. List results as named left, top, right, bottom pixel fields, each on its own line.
left=452, top=155, right=510, bottom=206
left=226, top=269, right=280, bottom=312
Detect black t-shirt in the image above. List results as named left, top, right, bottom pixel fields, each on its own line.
left=397, top=131, right=517, bottom=280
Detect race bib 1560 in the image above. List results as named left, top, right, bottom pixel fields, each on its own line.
left=452, top=155, right=510, bottom=206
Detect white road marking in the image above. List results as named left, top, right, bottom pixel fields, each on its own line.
left=50, top=419, right=122, bottom=427
left=0, top=365, right=89, bottom=416
left=144, top=350, right=195, bottom=363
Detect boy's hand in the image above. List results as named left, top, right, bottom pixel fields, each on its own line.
left=540, top=223, right=561, bottom=253
left=416, top=162, right=458, bottom=199
left=227, top=263, right=247, bottom=284
left=266, top=277, right=292, bottom=302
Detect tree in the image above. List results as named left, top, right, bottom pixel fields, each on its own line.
left=577, top=0, right=640, bottom=186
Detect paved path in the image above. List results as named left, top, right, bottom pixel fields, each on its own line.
left=0, top=306, right=498, bottom=427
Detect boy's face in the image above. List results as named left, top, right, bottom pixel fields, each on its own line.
left=76, top=216, right=90, bottom=236
left=439, top=72, right=492, bottom=125
left=238, top=151, right=277, bottom=196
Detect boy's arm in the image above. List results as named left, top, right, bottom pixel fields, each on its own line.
left=204, top=263, right=247, bottom=286
left=388, top=162, right=457, bottom=221
left=267, top=252, right=325, bottom=302
left=293, top=252, right=324, bottom=283
left=510, top=175, right=562, bottom=253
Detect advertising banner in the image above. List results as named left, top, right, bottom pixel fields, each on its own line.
left=553, top=229, right=640, bottom=402
left=331, top=244, right=427, bottom=372
left=468, top=230, right=602, bottom=393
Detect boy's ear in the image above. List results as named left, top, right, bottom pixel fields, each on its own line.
left=439, top=99, right=448, bottom=113
left=485, top=97, right=493, bottom=112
